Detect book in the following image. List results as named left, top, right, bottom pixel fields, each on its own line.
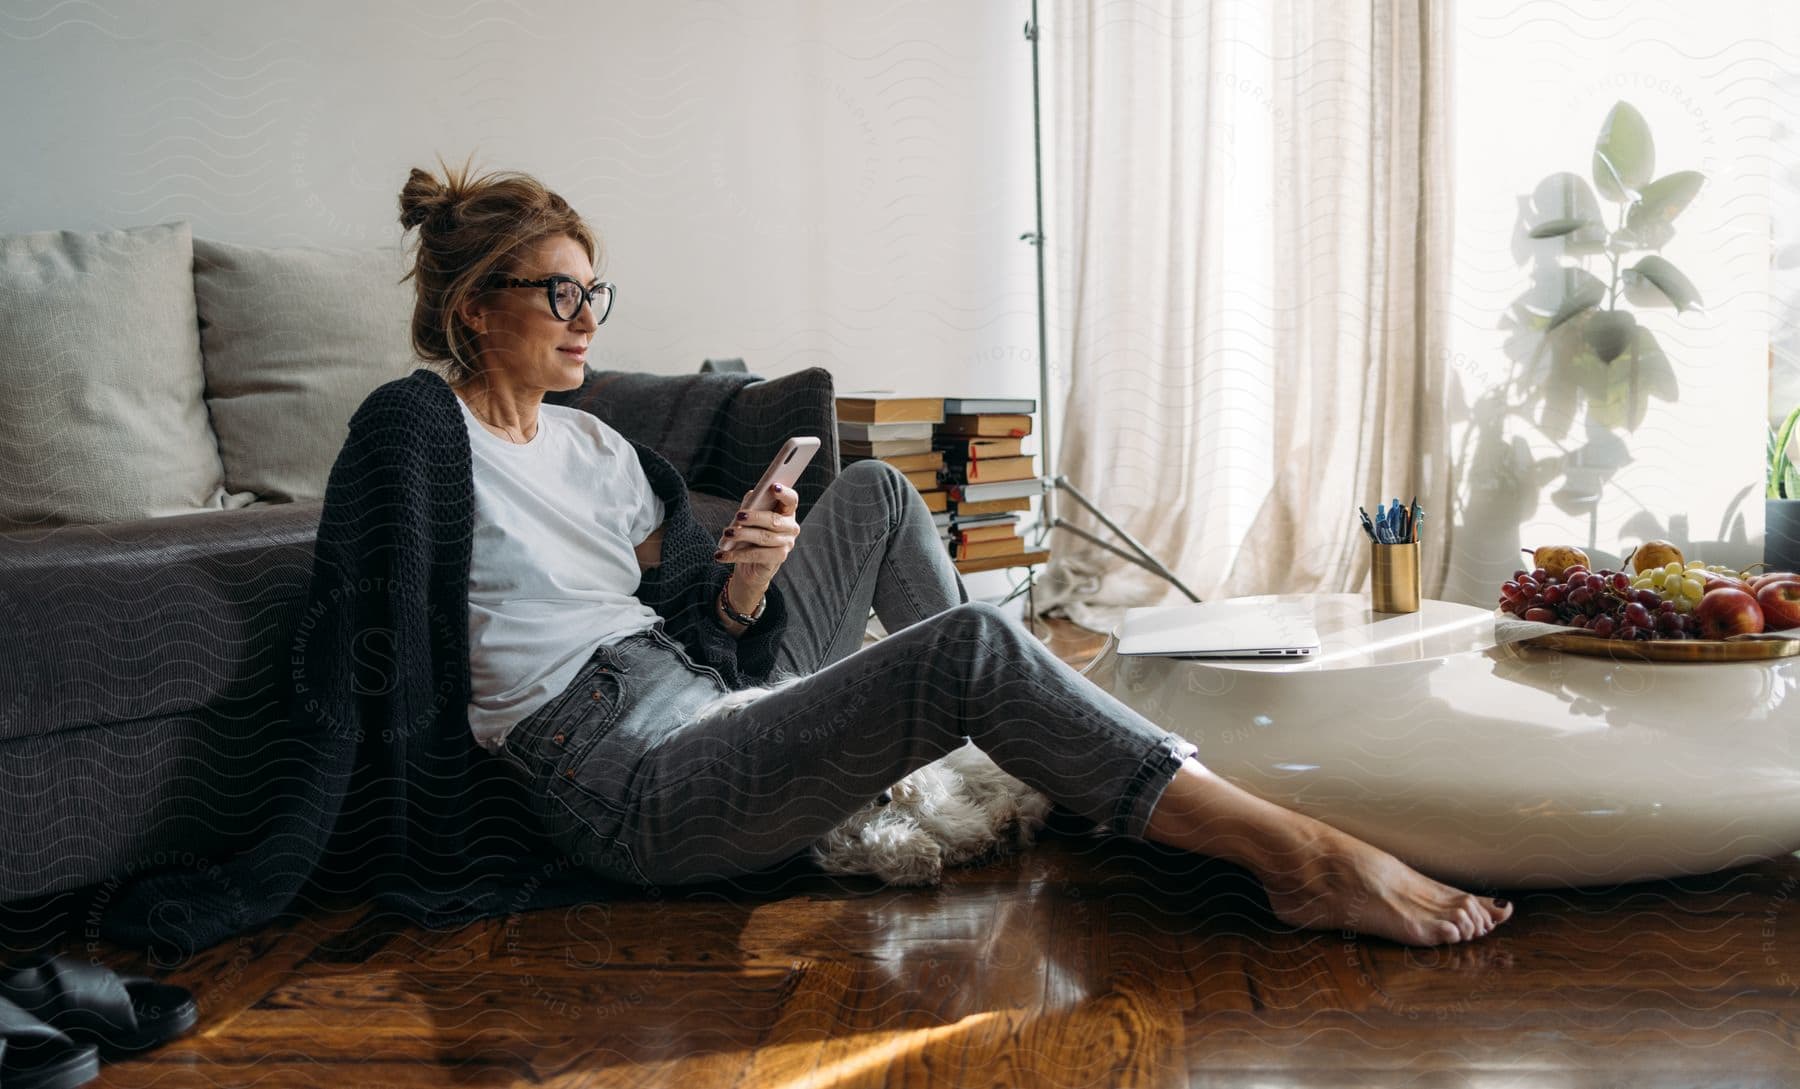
left=943, top=396, right=1037, bottom=415
left=938, top=414, right=1033, bottom=438
left=954, top=536, right=1027, bottom=561
left=951, top=495, right=1033, bottom=517
left=948, top=479, right=1042, bottom=503
left=955, top=523, right=1020, bottom=545
left=933, top=436, right=1025, bottom=461
left=865, top=451, right=944, bottom=473
left=836, top=393, right=945, bottom=424
left=950, top=454, right=1035, bottom=484
left=949, top=511, right=1021, bottom=529
left=954, top=548, right=1050, bottom=575
left=840, top=437, right=932, bottom=458
left=931, top=510, right=953, bottom=527
left=919, top=489, right=948, bottom=513
left=839, top=420, right=935, bottom=443
left=902, top=468, right=940, bottom=491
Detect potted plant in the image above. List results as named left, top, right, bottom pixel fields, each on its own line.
left=1770, top=403, right=1800, bottom=570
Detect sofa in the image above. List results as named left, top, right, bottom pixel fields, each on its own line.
left=0, top=220, right=841, bottom=905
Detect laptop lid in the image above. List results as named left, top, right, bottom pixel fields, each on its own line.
left=1116, top=600, right=1321, bottom=659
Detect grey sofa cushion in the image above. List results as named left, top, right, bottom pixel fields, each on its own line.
left=0, top=221, right=230, bottom=529
left=193, top=237, right=418, bottom=502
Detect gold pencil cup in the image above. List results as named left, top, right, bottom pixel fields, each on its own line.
left=1370, top=541, right=1421, bottom=614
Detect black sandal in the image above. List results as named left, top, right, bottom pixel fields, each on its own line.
left=0, top=995, right=98, bottom=1089
left=0, top=955, right=197, bottom=1061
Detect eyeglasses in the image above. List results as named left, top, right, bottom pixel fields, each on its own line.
left=483, top=274, right=616, bottom=324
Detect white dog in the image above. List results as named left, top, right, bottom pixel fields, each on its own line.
left=692, top=681, right=1055, bottom=886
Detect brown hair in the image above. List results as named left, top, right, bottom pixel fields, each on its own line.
left=397, top=154, right=600, bottom=385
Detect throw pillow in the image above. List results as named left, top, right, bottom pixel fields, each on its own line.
left=0, top=221, right=230, bottom=530
left=193, top=238, right=419, bottom=502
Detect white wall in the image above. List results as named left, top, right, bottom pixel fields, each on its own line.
left=0, top=0, right=1046, bottom=598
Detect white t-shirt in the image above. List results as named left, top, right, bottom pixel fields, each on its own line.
left=456, top=393, right=666, bottom=751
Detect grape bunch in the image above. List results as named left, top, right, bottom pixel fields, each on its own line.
left=1496, top=562, right=1701, bottom=640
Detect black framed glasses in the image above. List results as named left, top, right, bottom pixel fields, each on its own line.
left=484, top=274, right=615, bottom=324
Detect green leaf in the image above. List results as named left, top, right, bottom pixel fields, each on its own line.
left=1627, top=170, right=1705, bottom=237
left=1592, top=101, right=1654, bottom=201
left=1529, top=217, right=1596, bottom=238
left=1584, top=309, right=1637, bottom=364
left=1773, top=405, right=1800, bottom=498
left=1625, top=255, right=1703, bottom=311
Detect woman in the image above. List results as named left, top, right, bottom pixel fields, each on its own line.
left=402, top=160, right=1512, bottom=947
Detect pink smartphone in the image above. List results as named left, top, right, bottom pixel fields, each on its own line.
left=719, top=436, right=821, bottom=551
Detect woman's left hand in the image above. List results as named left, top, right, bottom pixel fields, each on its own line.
left=716, top=483, right=800, bottom=606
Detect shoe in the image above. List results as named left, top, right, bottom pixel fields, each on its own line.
left=0, top=954, right=197, bottom=1061
left=0, top=994, right=98, bottom=1089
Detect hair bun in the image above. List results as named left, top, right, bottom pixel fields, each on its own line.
left=399, top=167, right=453, bottom=231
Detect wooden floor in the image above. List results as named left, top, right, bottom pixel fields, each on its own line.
left=36, top=618, right=1800, bottom=1087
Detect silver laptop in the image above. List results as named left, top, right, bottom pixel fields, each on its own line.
left=1116, top=599, right=1320, bottom=659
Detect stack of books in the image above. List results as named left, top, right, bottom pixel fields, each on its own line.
left=836, top=391, right=1053, bottom=575
left=934, top=397, right=1051, bottom=574
left=836, top=393, right=949, bottom=516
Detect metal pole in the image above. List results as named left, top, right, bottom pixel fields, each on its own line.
left=1024, top=2, right=1055, bottom=541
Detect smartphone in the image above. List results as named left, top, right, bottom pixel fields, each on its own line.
left=719, top=436, right=821, bottom=551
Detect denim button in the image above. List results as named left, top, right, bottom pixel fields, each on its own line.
left=553, top=733, right=566, bottom=745
left=591, top=689, right=603, bottom=700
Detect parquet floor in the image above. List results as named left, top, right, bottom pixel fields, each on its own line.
left=33, top=618, right=1800, bottom=1087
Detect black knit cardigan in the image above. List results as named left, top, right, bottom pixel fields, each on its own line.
left=97, top=368, right=789, bottom=960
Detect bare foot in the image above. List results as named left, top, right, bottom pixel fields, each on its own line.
left=1257, top=819, right=1515, bottom=946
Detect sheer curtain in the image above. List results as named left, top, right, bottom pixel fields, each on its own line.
left=1030, top=0, right=1454, bottom=630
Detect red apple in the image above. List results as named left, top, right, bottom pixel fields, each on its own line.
left=1693, top=587, right=1765, bottom=638
left=1755, top=580, right=1800, bottom=632
left=1748, top=571, right=1799, bottom=594
left=1702, top=573, right=1751, bottom=595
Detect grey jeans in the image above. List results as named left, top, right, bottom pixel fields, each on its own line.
left=496, top=458, right=1198, bottom=888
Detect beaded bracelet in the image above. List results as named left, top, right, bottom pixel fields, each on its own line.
left=718, top=569, right=766, bottom=627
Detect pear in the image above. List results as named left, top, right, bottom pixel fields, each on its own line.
left=1628, top=539, right=1683, bottom=574
left=1524, top=544, right=1590, bottom=579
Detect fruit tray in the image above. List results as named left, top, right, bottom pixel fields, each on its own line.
left=1517, top=627, right=1800, bottom=663
left=1498, top=542, right=1800, bottom=663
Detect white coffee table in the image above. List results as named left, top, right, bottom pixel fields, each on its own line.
left=1080, top=593, right=1800, bottom=888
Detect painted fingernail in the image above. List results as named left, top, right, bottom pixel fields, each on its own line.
left=724, top=529, right=736, bottom=537
left=772, top=483, right=783, bottom=492
left=1494, top=898, right=1509, bottom=908
left=735, top=511, right=748, bottom=521
left=713, top=550, right=725, bottom=559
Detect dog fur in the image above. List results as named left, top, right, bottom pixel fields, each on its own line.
left=690, top=680, right=1055, bottom=886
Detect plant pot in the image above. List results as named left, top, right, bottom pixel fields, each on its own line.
left=1768, top=499, right=1800, bottom=571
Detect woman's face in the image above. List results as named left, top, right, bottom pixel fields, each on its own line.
left=460, top=233, right=600, bottom=389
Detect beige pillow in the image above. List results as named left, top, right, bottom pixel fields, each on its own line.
left=193, top=238, right=419, bottom=502
left=0, top=221, right=230, bottom=531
